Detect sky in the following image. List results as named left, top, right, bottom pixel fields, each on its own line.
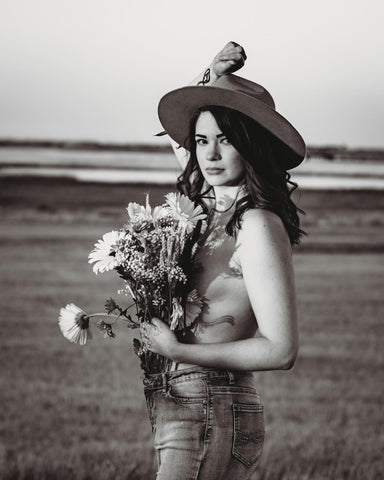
left=0, top=0, right=383, bottom=148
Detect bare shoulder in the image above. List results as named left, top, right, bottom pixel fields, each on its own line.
left=235, top=209, right=292, bottom=265
left=239, top=209, right=290, bottom=246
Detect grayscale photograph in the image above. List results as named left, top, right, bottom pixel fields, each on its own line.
left=0, top=1, right=383, bottom=479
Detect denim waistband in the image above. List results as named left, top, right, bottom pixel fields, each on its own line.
left=142, top=366, right=252, bottom=389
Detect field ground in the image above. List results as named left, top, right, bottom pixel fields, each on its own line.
left=0, top=178, right=383, bottom=479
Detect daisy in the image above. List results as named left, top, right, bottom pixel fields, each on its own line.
left=165, top=193, right=206, bottom=233
left=88, top=231, right=121, bottom=274
left=152, top=205, right=169, bottom=223
left=126, top=202, right=145, bottom=221
left=58, top=303, right=92, bottom=345
left=126, top=195, right=153, bottom=223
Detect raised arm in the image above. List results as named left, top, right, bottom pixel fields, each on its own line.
left=168, top=41, right=247, bottom=169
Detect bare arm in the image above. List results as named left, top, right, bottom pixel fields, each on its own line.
left=169, top=41, right=247, bottom=169
left=143, top=210, right=299, bottom=371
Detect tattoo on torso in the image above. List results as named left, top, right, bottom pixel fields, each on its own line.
left=200, top=315, right=235, bottom=327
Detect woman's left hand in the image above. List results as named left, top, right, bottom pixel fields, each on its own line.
left=140, top=318, right=179, bottom=357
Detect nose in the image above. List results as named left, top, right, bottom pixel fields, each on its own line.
left=206, top=142, right=221, bottom=161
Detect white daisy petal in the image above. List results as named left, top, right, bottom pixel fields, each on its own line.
left=58, top=303, right=92, bottom=345
left=152, top=205, right=169, bottom=222
left=88, top=231, right=121, bottom=274
left=126, top=199, right=152, bottom=222
left=165, top=193, right=206, bottom=233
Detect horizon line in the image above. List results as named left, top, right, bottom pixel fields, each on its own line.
left=1, top=137, right=384, bottom=161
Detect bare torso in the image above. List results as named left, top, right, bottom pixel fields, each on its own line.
left=175, top=205, right=258, bottom=368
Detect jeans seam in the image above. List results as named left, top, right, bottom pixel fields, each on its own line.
left=192, top=379, right=210, bottom=480
left=183, top=378, right=208, bottom=480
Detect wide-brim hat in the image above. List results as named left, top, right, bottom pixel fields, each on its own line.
left=158, top=74, right=306, bottom=170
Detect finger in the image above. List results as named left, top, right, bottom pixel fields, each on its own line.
left=141, top=323, right=154, bottom=340
left=219, top=52, right=245, bottom=62
left=141, top=331, right=149, bottom=341
left=140, top=322, right=149, bottom=333
left=223, top=42, right=246, bottom=56
left=217, top=57, right=245, bottom=71
left=141, top=323, right=156, bottom=340
left=223, top=41, right=242, bottom=51
left=222, top=41, right=237, bottom=51
left=225, top=44, right=247, bottom=62
left=231, top=43, right=247, bottom=58
left=142, top=337, right=152, bottom=352
left=151, top=318, right=163, bottom=328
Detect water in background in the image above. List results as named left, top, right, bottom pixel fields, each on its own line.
left=1, top=147, right=384, bottom=189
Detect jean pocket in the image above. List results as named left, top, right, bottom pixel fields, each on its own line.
left=167, top=378, right=207, bottom=403
left=232, top=403, right=264, bottom=467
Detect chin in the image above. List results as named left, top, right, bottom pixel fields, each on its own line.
left=205, top=177, right=235, bottom=187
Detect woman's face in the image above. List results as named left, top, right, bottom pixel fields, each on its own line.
left=194, top=111, right=245, bottom=187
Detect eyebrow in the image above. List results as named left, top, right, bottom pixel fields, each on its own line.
left=195, top=133, right=226, bottom=139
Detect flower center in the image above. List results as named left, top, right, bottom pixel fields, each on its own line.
left=76, top=314, right=90, bottom=330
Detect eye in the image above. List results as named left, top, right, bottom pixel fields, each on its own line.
left=195, top=138, right=208, bottom=145
left=221, top=137, right=232, bottom=145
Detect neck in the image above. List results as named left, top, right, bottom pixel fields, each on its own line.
left=212, top=185, right=244, bottom=212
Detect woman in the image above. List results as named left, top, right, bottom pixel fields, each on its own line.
left=140, top=42, right=305, bottom=480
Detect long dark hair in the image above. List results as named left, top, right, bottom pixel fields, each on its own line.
left=176, top=105, right=305, bottom=245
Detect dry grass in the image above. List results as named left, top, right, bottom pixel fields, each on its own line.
left=0, top=179, right=383, bottom=479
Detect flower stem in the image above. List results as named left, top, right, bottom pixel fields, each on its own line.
left=87, top=312, right=126, bottom=326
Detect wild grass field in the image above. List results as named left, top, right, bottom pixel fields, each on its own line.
left=0, top=178, right=383, bottom=479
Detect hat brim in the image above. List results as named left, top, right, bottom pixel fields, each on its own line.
left=158, top=85, right=306, bottom=170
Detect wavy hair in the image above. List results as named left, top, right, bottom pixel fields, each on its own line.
left=176, top=106, right=305, bottom=245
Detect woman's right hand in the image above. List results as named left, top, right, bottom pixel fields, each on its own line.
left=210, top=41, right=247, bottom=77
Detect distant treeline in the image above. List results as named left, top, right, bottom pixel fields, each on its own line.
left=306, top=145, right=384, bottom=162
left=0, top=138, right=172, bottom=153
left=1, top=138, right=384, bottom=161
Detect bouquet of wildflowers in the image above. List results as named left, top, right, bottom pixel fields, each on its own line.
left=58, top=193, right=206, bottom=373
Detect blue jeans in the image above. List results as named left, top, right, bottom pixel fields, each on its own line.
left=143, top=367, right=264, bottom=480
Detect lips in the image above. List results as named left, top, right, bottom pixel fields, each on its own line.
left=205, top=167, right=224, bottom=174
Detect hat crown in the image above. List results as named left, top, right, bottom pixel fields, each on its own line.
left=213, top=75, right=276, bottom=110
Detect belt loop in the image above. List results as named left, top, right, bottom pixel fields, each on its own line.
left=161, top=372, right=169, bottom=393
left=227, top=370, right=235, bottom=385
